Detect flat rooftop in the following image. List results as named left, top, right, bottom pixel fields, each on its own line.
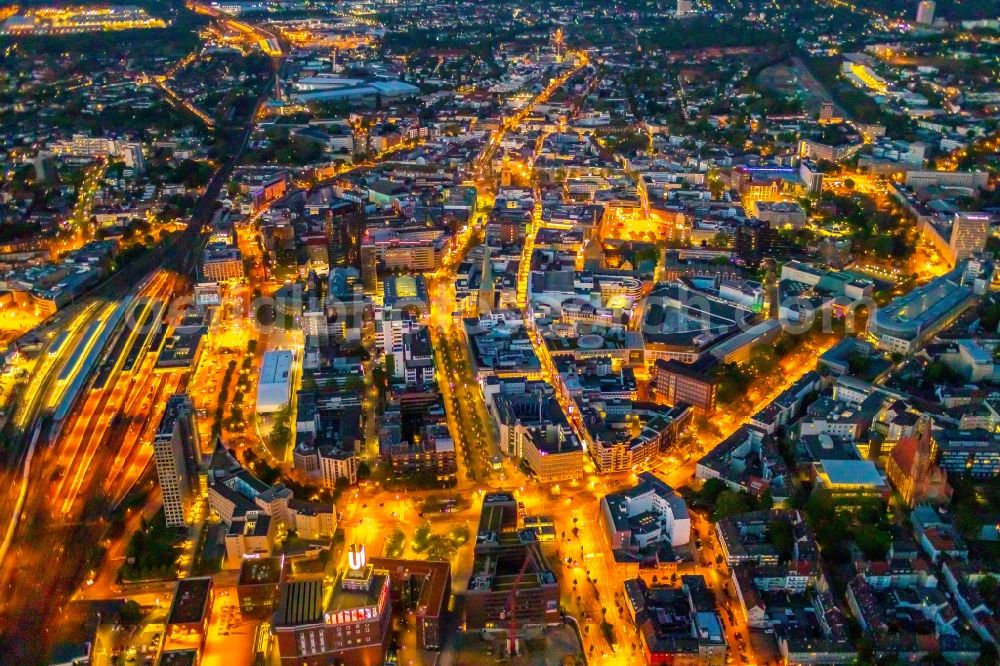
left=469, top=544, right=556, bottom=593
left=327, top=570, right=389, bottom=613
left=476, top=492, right=517, bottom=536
left=869, top=266, right=971, bottom=340
left=156, top=394, right=192, bottom=438
left=274, top=578, right=324, bottom=627
left=818, top=459, right=885, bottom=487
left=260, top=349, right=294, bottom=385
left=156, top=327, right=206, bottom=368
left=166, top=577, right=212, bottom=626
left=370, top=557, right=450, bottom=617
left=158, top=650, right=198, bottom=666
left=238, top=556, right=284, bottom=586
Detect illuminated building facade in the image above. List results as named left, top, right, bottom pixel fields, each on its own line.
left=867, top=265, right=976, bottom=354
left=947, top=212, right=990, bottom=266
left=154, top=394, right=200, bottom=528
left=323, top=199, right=366, bottom=269
left=360, top=227, right=446, bottom=292
left=273, top=546, right=392, bottom=666
left=0, top=6, right=166, bottom=34
left=733, top=220, right=776, bottom=267
left=884, top=417, right=952, bottom=508
left=653, top=359, right=718, bottom=412
left=200, top=243, right=244, bottom=282
left=935, top=429, right=1000, bottom=479
left=602, top=472, right=691, bottom=552
left=916, top=0, right=935, bottom=25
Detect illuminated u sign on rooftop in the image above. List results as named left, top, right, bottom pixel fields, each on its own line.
left=348, top=543, right=366, bottom=571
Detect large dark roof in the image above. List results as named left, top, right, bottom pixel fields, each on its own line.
left=275, top=579, right=324, bottom=627
left=166, top=577, right=212, bottom=626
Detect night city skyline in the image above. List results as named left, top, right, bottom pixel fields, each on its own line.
left=0, top=1, right=1000, bottom=665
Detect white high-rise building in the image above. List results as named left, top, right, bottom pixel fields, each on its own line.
left=916, top=0, right=935, bottom=25
left=154, top=394, right=200, bottom=527
left=374, top=308, right=420, bottom=378
left=677, top=0, right=693, bottom=15
left=948, top=212, right=991, bottom=265
left=319, top=447, right=358, bottom=486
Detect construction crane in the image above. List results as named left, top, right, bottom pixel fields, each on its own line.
left=503, top=556, right=532, bottom=657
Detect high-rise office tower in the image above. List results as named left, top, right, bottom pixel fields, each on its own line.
left=916, top=0, right=935, bottom=25
left=154, top=394, right=200, bottom=527
left=948, top=212, right=990, bottom=265
left=819, top=101, right=835, bottom=122
left=734, top=220, right=776, bottom=267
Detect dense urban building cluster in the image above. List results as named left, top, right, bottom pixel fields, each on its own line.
left=0, top=0, right=999, bottom=664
